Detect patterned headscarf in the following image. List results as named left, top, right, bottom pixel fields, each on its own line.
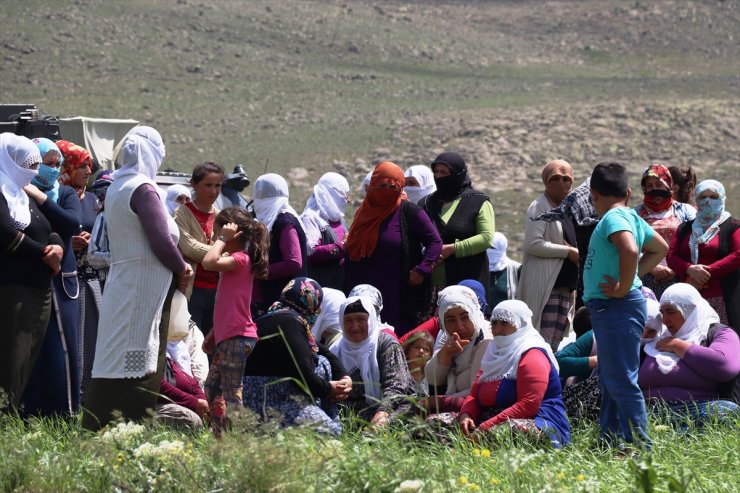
left=89, top=169, right=114, bottom=202
left=639, top=163, right=674, bottom=214
left=690, top=180, right=731, bottom=264
left=56, top=140, right=93, bottom=191
left=268, top=277, right=324, bottom=352
left=530, top=177, right=599, bottom=227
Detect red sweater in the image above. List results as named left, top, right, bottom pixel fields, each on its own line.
left=399, top=316, right=440, bottom=345
left=159, top=358, right=206, bottom=412
left=460, top=349, right=550, bottom=431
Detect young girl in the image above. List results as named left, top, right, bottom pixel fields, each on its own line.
left=202, top=206, right=269, bottom=433
left=402, top=331, right=434, bottom=397
left=174, top=161, right=224, bottom=336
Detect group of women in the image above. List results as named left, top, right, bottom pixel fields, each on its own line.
left=1, top=127, right=737, bottom=448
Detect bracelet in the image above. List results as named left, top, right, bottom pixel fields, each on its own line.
left=217, top=235, right=226, bottom=242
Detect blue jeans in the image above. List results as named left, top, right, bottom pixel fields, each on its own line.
left=587, top=289, right=651, bottom=447
left=651, top=399, right=740, bottom=430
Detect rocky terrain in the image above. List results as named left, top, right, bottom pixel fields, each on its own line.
left=2, top=0, right=738, bottom=255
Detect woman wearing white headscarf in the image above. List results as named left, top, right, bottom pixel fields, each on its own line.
left=312, top=287, right=346, bottom=346
left=459, top=300, right=571, bottom=448
left=403, top=165, right=436, bottom=205
left=252, top=173, right=308, bottom=312
left=330, top=296, right=415, bottom=426
left=81, top=126, right=193, bottom=431
left=425, top=285, right=492, bottom=411
left=487, top=232, right=521, bottom=315
left=165, top=184, right=191, bottom=216
left=639, top=283, right=739, bottom=426
left=667, top=179, right=738, bottom=327
left=348, top=283, right=397, bottom=339
left=301, top=172, right=350, bottom=290
left=0, top=133, right=63, bottom=410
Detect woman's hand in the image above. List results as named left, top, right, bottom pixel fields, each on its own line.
left=459, top=413, right=476, bottom=436
left=408, top=269, right=424, bottom=286
left=72, top=231, right=91, bottom=253
left=370, top=410, right=389, bottom=429
left=42, top=244, right=63, bottom=275
left=656, top=336, right=691, bottom=359
left=650, top=264, right=675, bottom=283
left=202, top=329, right=215, bottom=355
left=564, top=241, right=580, bottom=265
left=588, top=355, right=598, bottom=369
left=177, top=264, right=194, bottom=293
left=686, top=264, right=711, bottom=285
left=23, top=184, right=47, bottom=204
left=439, top=243, right=455, bottom=261
left=443, top=332, right=470, bottom=356
left=196, top=399, right=210, bottom=420
left=328, top=376, right=352, bottom=403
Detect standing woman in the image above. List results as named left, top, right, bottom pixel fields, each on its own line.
left=421, top=152, right=494, bottom=301
left=517, top=160, right=580, bottom=351
left=300, top=172, right=350, bottom=290
left=173, top=161, right=224, bottom=337
left=20, top=139, right=83, bottom=416
left=403, top=165, right=436, bottom=205
left=635, top=163, right=695, bottom=299
left=0, top=133, right=63, bottom=410
left=81, top=127, right=193, bottom=431
left=252, top=173, right=308, bottom=314
left=667, top=180, right=738, bottom=327
left=344, top=161, right=442, bottom=337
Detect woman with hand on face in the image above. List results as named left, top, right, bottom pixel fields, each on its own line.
left=0, top=133, right=64, bottom=411
left=458, top=300, right=571, bottom=448
left=424, top=285, right=493, bottom=415
left=635, top=163, right=696, bottom=299
left=667, top=180, right=738, bottom=327
left=344, top=161, right=442, bottom=337
left=330, top=296, right=415, bottom=428
left=640, top=283, right=740, bottom=426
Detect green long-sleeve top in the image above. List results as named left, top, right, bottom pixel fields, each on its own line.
left=431, top=198, right=495, bottom=285
left=555, top=330, right=594, bottom=382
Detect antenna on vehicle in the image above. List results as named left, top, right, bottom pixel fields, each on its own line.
left=263, top=158, right=269, bottom=174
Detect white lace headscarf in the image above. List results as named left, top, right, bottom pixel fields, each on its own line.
left=0, top=133, right=41, bottom=230
left=113, top=126, right=166, bottom=181
left=252, top=173, right=299, bottom=232
left=330, top=296, right=382, bottom=403
left=645, top=283, right=719, bottom=374
left=479, top=300, right=558, bottom=382
left=312, top=287, right=346, bottom=340
left=403, top=165, right=436, bottom=204
left=300, top=172, right=350, bottom=250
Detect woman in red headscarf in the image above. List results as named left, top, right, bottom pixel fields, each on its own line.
left=634, top=163, right=696, bottom=299
left=344, top=161, right=442, bottom=337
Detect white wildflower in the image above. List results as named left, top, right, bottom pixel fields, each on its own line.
left=396, top=479, right=424, bottom=492
left=99, top=422, right=145, bottom=444
left=134, top=439, right=185, bottom=459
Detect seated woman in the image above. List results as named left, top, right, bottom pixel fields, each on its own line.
left=311, top=287, right=346, bottom=347
left=640, top=283, right=740, bottom=427
left=330, top=296, right=415, bottom=427
left=402, top=331, right=435, bottom=398
left=156, top=340, right=209, bottom=429
left=424, top=285, right=492, bottom=413
left=459, top=300, right=571, bottom=448
left=348, top=283, right=398, bottom=339
left=244, top=278, right=351, bottom=436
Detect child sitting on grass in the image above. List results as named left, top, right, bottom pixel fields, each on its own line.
left=582, top=163, right=668, bottom=449
left=202, top=206, right=269, bottom=435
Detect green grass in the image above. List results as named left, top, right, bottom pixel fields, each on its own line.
left=1, top=411, right=738, bottom=493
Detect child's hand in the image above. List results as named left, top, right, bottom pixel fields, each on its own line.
left=220, top=222, right=241, bottom=242
left=599, top=275, right=628, bottom=298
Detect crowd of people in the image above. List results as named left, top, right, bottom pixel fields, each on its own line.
left=1, top=127, right=738, bottom=452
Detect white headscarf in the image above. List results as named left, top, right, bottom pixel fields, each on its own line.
left=645, top=283, right=720, bottom=374
left=433, top=285, right=489, bottom=390
left=330, top=296, right=382, bottom=403
left=487, top=232, right=512, bottom=272
left=403, top=165, right=436, bottom=204
left=690, top=180, right=731, bottom=264
left=360, top=170, right=373, bottom=198
left=348, top=283, right=396, bottom=333
left=166, top=340, right=193, bottom=377
left=0, top=133, right=41, bottom=230
left=252, top=173, right=299, bottom=232
left=165, top=184, right=191, bottom=216
left=113, top=126, right=166, bottom=181
left=300, top=172, right=350, bottom=250
left=479, top=300, right=558, bottom=382
left=312, top=287, right=346, bottom=340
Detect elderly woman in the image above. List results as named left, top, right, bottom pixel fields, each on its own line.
left=425, top=285, right=493, bottom=412
left=20, top=139, right=83, bottom=416
left=422, top=152, right=494, bottom=300
left=517, top=160, right=580, bottom=351
left=244, top=278, right=350, bottom=435
left=331, top=295, right=415, bottom=427
left=635, top=163, right=696, bottom=299
left=165, top=184, right=191, bottom=216
left=459, top=300, right=571, bottom=448
left=348, top=283, right=398, bottom=338
left=0, top=133, right=63, bottom=410
left=344, top=161, right=442, bottom=337
left=81, top=126, right=193, bottom=431
left=252, top=173, right=308, bottom=313
left=403, top=165, right=436, bottom=205
left=667, top=180, right=738, bottom=327
left=300, top=172, right=350, bottom=290
left=640, top=283, right=740, bottom=426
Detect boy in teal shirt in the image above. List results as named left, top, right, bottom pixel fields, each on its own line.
left=583, top=163, right=668, bottom=449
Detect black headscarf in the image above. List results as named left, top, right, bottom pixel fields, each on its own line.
left=430, top=151, right=473, bottom=202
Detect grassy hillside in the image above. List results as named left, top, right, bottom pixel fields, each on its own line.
left=2, top=0, right=738, bottom=255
